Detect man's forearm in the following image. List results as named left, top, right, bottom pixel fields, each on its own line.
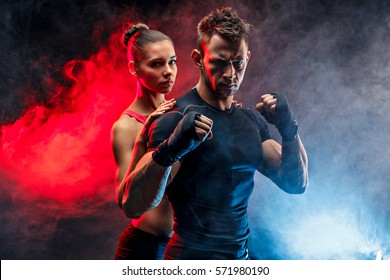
left=120, top=152, right=172, bottom=218
left=279, top=135, right=309, bottom=194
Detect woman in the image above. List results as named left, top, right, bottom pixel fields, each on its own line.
left=111, top=23, right=177, bottom=259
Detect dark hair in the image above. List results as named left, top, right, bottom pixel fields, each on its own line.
left=197, top=7, right=252, bottom=52
left=122, top=23, right=173, bottom=62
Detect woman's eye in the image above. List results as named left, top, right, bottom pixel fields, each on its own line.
left=150, top=62, right=161, bottom=68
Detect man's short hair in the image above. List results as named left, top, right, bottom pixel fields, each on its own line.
left=197, top=7, right=252, bottom=52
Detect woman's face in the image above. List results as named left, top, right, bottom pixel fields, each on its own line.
left=134, top=40, right=177, bottom=94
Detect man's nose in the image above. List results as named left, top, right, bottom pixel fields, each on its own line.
left=224, top=61, right=236, bottom=79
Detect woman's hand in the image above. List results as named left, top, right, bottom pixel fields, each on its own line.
left=141, top=98, right=176, bottom=139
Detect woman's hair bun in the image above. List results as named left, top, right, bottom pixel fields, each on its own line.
left=122, top=23, right=150, bottom=48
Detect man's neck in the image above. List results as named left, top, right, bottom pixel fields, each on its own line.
left=196, top=81, right=233, bottom=111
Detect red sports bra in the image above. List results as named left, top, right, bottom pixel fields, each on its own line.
left=123, top=109, right=146, bottom=124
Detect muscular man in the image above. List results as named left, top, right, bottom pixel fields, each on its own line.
left=118, top=7, right=309, bottom=259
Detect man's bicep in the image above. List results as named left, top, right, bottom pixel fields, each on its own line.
left=260, top=139, right=282, bottom=178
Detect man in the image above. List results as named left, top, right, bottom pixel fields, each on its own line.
left=118, top=7, right=309, bottom=260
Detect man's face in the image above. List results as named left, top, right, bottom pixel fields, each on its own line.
left=200, top=34, right=250, bottom=97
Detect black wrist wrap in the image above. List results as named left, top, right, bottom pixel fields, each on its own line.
left=279, top=120, right=298, bottom=141
left=152, top=140, right=177, bottom=167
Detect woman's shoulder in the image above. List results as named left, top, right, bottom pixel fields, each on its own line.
left=112, top=115, right=143, bottom=139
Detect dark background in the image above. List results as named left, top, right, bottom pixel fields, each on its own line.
left=1, top=0, right=389, bottom=259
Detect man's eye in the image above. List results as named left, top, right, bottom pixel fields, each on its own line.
left=233, top=60, right=245, bottom=69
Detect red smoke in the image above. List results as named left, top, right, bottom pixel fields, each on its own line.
left=0, top=27, right=138, bottom=203
left=0, top=5, right=200, bottom=205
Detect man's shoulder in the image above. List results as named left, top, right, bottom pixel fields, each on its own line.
left=236, top=105, right=259, bottom=120
left=175, top=88, right=198, bottom=108
left=148, top=88, right=200, bottom=136
left=235, top=106, right=271, bottom=139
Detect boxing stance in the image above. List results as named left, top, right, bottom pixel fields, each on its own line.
left=119, top=7, right=308, bottom=259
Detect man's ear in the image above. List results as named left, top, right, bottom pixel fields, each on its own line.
left=246, top=51, right=251, bottom=63
left=191, top=49, right=202, bottom=69
left=128, top=61, right=137, bottom=77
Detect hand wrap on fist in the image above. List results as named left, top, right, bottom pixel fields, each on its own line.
left=260, top=92, right=298, bottom=141
left=152, top=111, right=205, bottom=166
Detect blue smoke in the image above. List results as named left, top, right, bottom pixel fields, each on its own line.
left=245, top=0, right=390, bottom=260
left=1, top=0, right=390, bottom=260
